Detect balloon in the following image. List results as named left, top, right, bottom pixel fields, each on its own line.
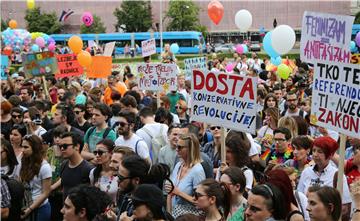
left=356, top=32, right=360, bottom=47
left=277, top=64, right=291, bottom=80
left=350, top=41, right=357, bottom=52
left=259, top=27, right=266, bottom=36
left=235, top=44, right=244, bottom=54
left=234, top=9, right=252, bottom=32
left=77, top=50, right=92, bottom=67
left=242, top=44, right=248, bottom=53
left=3, top=46, right=12, bottom=55
left=208, top=0, right=224, bottom=25
left=81, top=12, right=94, bottom=27
left=31, top=44, right=40, bottom=52
left=263, top=32, right=279, bottom=58
left=8, top=20, right=17, bottom=29
left=271, top=56, right=282, bottom=66
left=170, top=43, right=179, bottom=54
left=48, top=43, right=56, bottom=51
left=35, top=37, right=45, bottom=48
left=226, top=63, right=235, bottom=72
left=68, top=36, right=83, bottom=54
left=271, top=25, right=296, bottom=55
left=27, top=0, right=35, bottom=9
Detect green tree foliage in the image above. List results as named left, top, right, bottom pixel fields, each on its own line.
left=1, top=19, right=9, bottom=32
left=113, top=0, right=152, bottom=32
left=355, top=11, right=360, bottom=24
left=80, top=15, right=106, bottom=34
left=24, top=7, right=62, bottom=34
left=166, top=0, right=201, bottom=31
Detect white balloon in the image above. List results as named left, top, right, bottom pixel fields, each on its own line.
left=235, top=9, right=252, bottom=32
left=271, top=25, right=296, bottom=55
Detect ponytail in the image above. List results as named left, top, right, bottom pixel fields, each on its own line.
left=220, top=182, right=232, bottom=219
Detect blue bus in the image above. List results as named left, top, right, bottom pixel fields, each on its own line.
left=50, top=31, right=205, bottom=55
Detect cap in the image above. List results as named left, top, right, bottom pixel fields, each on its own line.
left=131, top=184, right=165, bottom=209
left=313, top=136, right=339, bottom=159
left=11, top=73, right=19, bottom=79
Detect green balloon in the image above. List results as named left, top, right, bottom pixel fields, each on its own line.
left=277, top=64, right=290, bottom=80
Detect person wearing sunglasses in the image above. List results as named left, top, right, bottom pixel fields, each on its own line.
left=89, top=139, right=118, bottom=203
left=245, top=183, right=287, bottom=221
left=202, top=125, right=222, bottom=170
left=19, top=134, right=52, bottom=221
left=175, top=100, right=189, bottom=125
left=72, top=104, right=92, bottom=134
left=10, top=107, right=24, bottom=125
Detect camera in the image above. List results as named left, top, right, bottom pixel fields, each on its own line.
left=32, top=114, right=42, bottom=125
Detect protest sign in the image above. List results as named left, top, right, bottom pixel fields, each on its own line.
left=87, top=56, right=112, bottom=78
left=88, top=40, right=95, bottom=48
left=22, top=51, right=58, bottom=77
left=56, top=54, right=83, bottom=78
left=184, top=57, right=207, bottom=79
left=310, top=60, right=360, bottom=138
left=141, top=38, right=156, bottom=57
left=351, top=54, right=360, bottom=64
left=300, top=11, right=354, bottom=63
left=136, top=63, right=178, bottom=91
left=1, top=55, right=9, bottom=80
left=191, top=70, right=257, bottom=134
left=103, top=42, right=115, bottom=56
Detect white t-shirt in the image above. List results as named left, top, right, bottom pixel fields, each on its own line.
left=246, top=133, right=260, bottom=157
left=28, top=160, right=52, bottom=206
left=34, top=126, right=47, bottom=137
left=89, top=169, right=119, bottom=203
left=295, top=190, right=310, bottom=221
left=115, top=133, right=150, bottom=159
left=171, top=113, right=180, bottom=124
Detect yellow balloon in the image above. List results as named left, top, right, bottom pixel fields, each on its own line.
left=77, top=50, right=92, bottom=67
left=27, top=0, right=35, bottom=9
left=68, top=36, right=83, bottom=54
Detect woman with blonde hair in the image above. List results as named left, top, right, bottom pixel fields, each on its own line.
left=175, top=100, right=189, bottom=124
left=167, top=133, right=206, bottom=218
left=256, top=107, right=279, bottom=150
left=278, top=116, right=298, bottom=139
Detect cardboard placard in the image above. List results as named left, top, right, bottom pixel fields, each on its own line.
left=184, top=57, right=207, bottom=79
left=191, top=70, right=257, bottom=134
left=141, top=38, right=156, bottom=57
left=55, top=54, right=84, bottom=78
left=351, top=54, right=360, bottom=64
left=86, top=56, right=112, bottom=78
left=103, top=42, right=116, bottom=56
left=1, top=55, right=9, bottom=80
left=22, top=51, right=58, bottom=77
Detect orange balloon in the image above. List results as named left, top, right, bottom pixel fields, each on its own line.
left=208, top=0, right=224, bottom=25
left=77, top=50, right=92, bottom=67
left=8, top=20, right=17, bottom=29
left=68, top=36, right=83, bottom=54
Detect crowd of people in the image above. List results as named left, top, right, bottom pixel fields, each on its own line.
left=1, top=47, right=360, bottom=221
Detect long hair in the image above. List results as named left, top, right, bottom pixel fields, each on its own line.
left=278, top=116, right=298, bottom=138
left=225, top=133, right=251, bottom=168
left=93, top=139, right=115, bottom=184
left=20, top=135, right=45, bottom=182
left=1, top=138, right=18, bottom=176
left=265, top=107, right=280, bottom=126
left=179, top=133, right=201, bottom=167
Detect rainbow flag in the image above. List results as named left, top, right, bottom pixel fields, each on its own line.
left=261, top=149, right=271, bottom=161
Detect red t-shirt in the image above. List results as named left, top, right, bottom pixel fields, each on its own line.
left=345, top=159, right=360, bottom=185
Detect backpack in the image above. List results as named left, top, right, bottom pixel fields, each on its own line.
left=1, top=175, right=24, bottom=221
left=141, top=124, right=167, bottom=163
left=242, top=165, right=267, bottom=187
left=85, top=126, right=112, bottom=141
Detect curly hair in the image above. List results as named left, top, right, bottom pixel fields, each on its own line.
left=20, top=135, right=45, bottom=182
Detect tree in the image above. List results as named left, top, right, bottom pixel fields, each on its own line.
left=24, top=7, right=62, bottom=34
left=1, top=18, right=9, bottom=32
left=80, top=15, right=106, bottom=33
left=355, top=11, right=360, bottom=24
left=113, top=0, right=152, bottom=32
left=165, top=0, right=201, bottom=31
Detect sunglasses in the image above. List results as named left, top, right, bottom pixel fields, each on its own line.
left=93, top=150, right=108, bottom=156
left=176, top=144, right=187, bottom=150
left=117, top=174, right=133, bottom=182
left=74, top=111, right=82, bottom=114
left=115, top=122, right=128, bottom=127
left=12, top=114, right=22, bottom=119
left=59, top=143, right=74, bottom=150
left=175, top=106, right=181, bottom=109
left=15, top=79, right=23, bottom=82
left=194, top=191, right=206, bottom=200
left=210, top=126, right=221, bottom=130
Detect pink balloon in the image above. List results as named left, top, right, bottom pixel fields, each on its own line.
left=82, top=12, right=93, bottom=27
left=236, top=44, right=244, bottom=54
left=356, top=32, right=360, bottom=47
left=35, top=37, right=45, bottom=48
left=226, top=63, right=235, bottom=72
left=48, top=43, right=56, bottom=51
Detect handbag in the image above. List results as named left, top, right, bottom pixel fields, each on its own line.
left=171, top=203, right=204, bottom=219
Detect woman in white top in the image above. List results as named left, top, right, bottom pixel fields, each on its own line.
left=19, top=135, right=52, bottom=221
left=89, top=139, right=118, bottom=203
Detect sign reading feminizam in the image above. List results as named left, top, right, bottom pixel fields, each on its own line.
left=1, top=55, right=9, bottom=80
left=311, top=60, right=360, bottom=138
left=184, top=57, right=207, bottom=79
left=191, top=70, right=257, bottom=134
left=56, top=54, right=83, bottom=78
left=22, top=51, right=58, bottom=77
left=300, top=11, right=354, bottom=63
left=141, top=38, right=156, bottom=57
left=137, top=63, right=178, bottom=91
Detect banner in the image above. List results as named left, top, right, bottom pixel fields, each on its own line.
left=1, top=55, right=9, bottom=80
left=136, top=63, right=178, bottom=91
left=103, top=42, right=115, bottom=56
left=141, top=38, right=156, bottom=57
left=87, top=56, right=112, bottom=78
left=184, top=57, right=207, bottom=79
left=300, top=11, right=354, bottom=63
left=112, top=63, right=137, bottom=75
left=191, top=70, right=257, bottom=134
left=351, top=54, right=360, bottom=64
left=55, top=54, right=83, bottom=78
left=310, top=60, right=360, bottom=138
left=22, top=51, right=58, bottom=77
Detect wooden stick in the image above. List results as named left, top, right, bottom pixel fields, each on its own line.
left=336, top=133, right=347, bottom=198
left=157, top=91, right=161, bottom=108
left=42, top=76, right=50, bottom=100
left=221, top=127, right=226, bottom=163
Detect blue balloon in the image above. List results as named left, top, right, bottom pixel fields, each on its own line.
left=271, top=56, right=282, bottom=66
left=31, top=44, right=40, bottom=52
left=263, top=32, right=279, bottom=58
left=350, top=41, right=357, bottom=52
left=170, top=43, right=179, bottom=54
left=242, top=44, right=248, bottom=53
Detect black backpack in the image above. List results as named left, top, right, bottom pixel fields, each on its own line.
left=85, top=126, right=112, bottom=141
left=1, top=175, right=24, bottom=221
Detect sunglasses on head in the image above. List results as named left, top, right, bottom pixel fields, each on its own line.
left=93, top=150, right=108, bottom=156
left=59, top=143, right=74, bottom=150
left=210, top=126, right=221, bottom=130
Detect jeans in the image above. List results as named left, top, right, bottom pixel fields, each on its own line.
left=35, top=201, right=51, bottom=221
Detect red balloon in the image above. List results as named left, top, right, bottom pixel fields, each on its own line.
left=208, top=0, right=224, bottom=25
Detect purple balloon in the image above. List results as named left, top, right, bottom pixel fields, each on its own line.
left=235, top=44, right=244, bottom=54
left=356, top=32, right=360, bottom=47
left=35, top=37, right=46, bottom=48
left=48, top=43, right=56, bottom=51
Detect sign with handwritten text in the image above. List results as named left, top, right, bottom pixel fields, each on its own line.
left=300, top=11, right=354, bottom=63
left=56, top=54, right=83, bottom=78
left=310, top=60, right=360, bottom=138
left=184, top=57, right=207, bottom=79
left=1, top=55, right=9, bottom=80
left=191, top=70, right=257, bottom=134
left=141, top=38, right=156, bottom=57
left=22, top=51, right=58, bottom=77
left=351, top=54, right=360, bottom=64
left=136, top=63, right=178, bottom=92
